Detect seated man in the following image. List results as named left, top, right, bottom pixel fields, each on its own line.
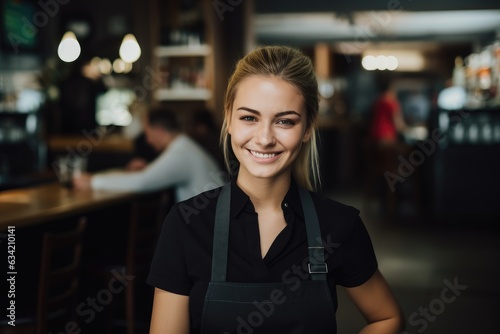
left=124, top=131, right=159, bottom=171
left=73, top=107, right=225, bottom=202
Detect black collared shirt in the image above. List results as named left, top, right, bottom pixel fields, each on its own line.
left=148, top=179, right=377, bottom=331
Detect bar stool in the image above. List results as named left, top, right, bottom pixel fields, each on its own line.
left=0, top=217, right=87, bottom=334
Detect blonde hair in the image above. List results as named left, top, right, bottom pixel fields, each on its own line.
left=220, top=45, right=320, bottom=191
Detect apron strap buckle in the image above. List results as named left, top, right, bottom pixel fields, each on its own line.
left=307, top=246, right=328, bottom=275
left=308, top=262, right=328, bottom=274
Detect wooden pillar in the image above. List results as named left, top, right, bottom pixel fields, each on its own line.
left=205, top=0, right=253, bottom=123
left=314, top=43, right=332, bottom=79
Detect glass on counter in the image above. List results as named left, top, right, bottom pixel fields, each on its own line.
left=54, top=155, right=87, bottom=189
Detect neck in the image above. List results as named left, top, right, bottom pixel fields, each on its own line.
left=236, top=171, right=291, bottom=210
left=384, top=90, right=395, bottom=98
left=161, top=131, right=180, bottom=149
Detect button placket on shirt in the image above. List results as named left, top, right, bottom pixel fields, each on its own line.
left=260, top=200, right=294, bottom=266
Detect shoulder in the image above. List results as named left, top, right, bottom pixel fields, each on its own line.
left=171, top=185, right=223, bottom=226
left=310, top=191, right=359, bottom=218
left=171, top=135, right=217, bottom=160
left=174, top=134, right=204, bottom=151
left=308, top=191, right=362, bottom=235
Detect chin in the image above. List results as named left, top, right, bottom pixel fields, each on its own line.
left=243, top=165, right=291, bottom=181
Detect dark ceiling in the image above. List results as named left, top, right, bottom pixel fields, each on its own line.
left=253, top=1, right=500, bottom=47
left=254, top=0, right=500, bottom=13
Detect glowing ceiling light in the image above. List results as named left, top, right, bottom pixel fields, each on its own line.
left=113, top=58, right=126, bottom=73
left=363, top=50, right=425, bottom=71
left=386, top=56, right=399, bottom=71
left=57, top=31, right=81, bottom=63
left=123, top=62, right=133, bottom=74
left=361, top=55, right=377, bottom=70
left=119, top=34, right=141, bottom=63
left=99, top=58, right=113, bottom=75
left=91, top=57, right=101, bottom=68
left=376, top=55, right=388, bottom=70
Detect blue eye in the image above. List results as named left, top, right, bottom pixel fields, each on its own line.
left=277, top=119, right=296, bottom=126
left=240, top=116, right=256, bottom=122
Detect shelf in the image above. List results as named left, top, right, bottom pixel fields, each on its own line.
left=154, top=88, right=212, bottom=101
left=154, top=44, right=212, bottom=57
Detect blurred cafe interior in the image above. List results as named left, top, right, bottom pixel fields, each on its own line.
left=0, top=0, right=499, bottom=333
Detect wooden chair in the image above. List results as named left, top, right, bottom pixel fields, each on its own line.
left=37, top=217, right=88, bottom=333
left=87, top=188, right=173, bottom=334
left=0, top=217, right=87, bottom=334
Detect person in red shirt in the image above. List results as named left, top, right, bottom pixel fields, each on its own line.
left=369, top=80, right=407, bottom=144
left=365, top=78, right=411, bottom=217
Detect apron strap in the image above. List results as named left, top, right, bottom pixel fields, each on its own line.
left=298, top=187, right=328, bottom=281
left=211, top=182, right=328, bottom=282
left=211, top=182, right=231, bottom=282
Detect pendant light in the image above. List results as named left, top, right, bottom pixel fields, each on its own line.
left=119, top=34, right=141, bottom=63
left=57, top=31, right=81, bottom=63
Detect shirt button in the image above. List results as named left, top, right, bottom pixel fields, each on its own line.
left=283, top=202, right=289, bottom=208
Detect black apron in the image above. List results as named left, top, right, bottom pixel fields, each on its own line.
left=200, top=183, right=336, bottom=333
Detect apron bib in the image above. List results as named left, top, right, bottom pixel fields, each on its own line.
left=200, top=183, right=336, bottom=334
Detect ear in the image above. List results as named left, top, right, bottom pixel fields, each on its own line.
left=302, top=125, right=312, bottom=143
left=226, top=110, right=233, bottom=135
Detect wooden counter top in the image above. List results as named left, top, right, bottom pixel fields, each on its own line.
left=0, top=182, right=139, bottom=230
left=47, top=134, right=134, bottom=153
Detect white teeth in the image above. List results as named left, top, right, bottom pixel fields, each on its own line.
left=251, top=150, right=277, bottom=159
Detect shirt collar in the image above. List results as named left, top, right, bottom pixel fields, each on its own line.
left=230, top=177, right=250, bottom=218
left=230, top=178, right=305, bottom=220
left=282, top=178, right=305, bottom=220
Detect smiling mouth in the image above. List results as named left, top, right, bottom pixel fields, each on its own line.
left=249, top=150, right=280, bottom=159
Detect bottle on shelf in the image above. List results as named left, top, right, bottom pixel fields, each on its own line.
left=478, top=47, right=493, bottom=101
left=452, top=56, right=466, bottom=88
left=493, top=117, right=500, bottom=143
left=492, top=41, right=500, bottom=104
left=153, top=42, right=212, bottom=101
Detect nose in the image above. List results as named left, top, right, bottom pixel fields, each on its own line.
left=256, top=123, right=276, bottom=147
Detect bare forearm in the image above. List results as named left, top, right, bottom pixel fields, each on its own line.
left=359, top=317, right=404, bottom=334
left=345, top=270, right=404, bottom=334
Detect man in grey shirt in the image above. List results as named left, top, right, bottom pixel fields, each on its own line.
left=73, top=107, right=225, bottom=202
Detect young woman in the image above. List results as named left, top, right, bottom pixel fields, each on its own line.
left=147, top=45, right=404, bottom=333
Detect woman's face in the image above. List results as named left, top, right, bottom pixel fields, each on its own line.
left=228, top=75, right=311, bottom=182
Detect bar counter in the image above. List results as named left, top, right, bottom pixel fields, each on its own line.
left=0, top=182, right=139, bottom=230
left=47, top=134, right=134, bottom=153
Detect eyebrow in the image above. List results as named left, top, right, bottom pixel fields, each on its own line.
left=236, top=106, right=301, bottom=118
